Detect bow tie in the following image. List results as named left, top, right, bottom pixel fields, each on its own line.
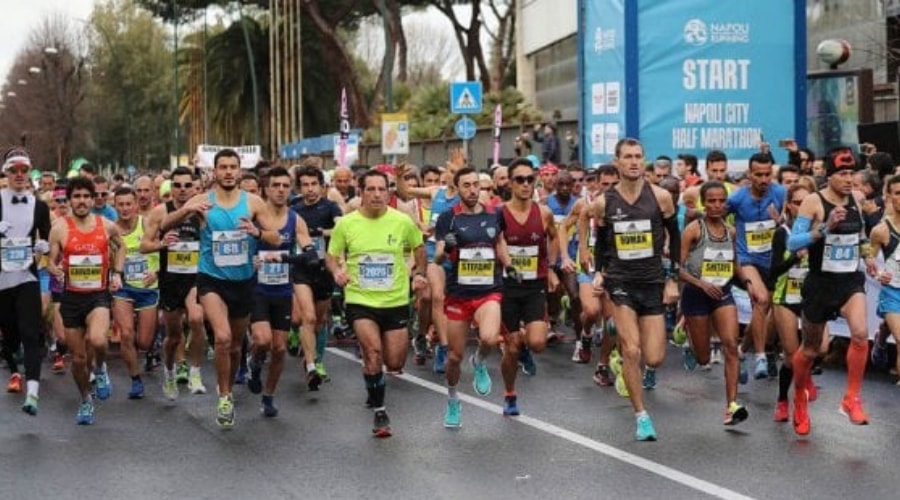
left=11, top=195, right=28, bottom=205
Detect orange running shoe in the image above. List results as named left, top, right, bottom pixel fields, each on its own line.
left=6, top=373, right=22, bottom=393
left=839, top=396, right=869, bottom=425
left=793, top=390, right=810, bottom=435
left=52, top=353, right=66, bottom=374
left=774, top=400, right=789, bottom=422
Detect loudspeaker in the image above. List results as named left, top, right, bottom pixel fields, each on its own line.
left=857, top=121, right=900, bottom=161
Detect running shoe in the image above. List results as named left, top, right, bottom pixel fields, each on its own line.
left=21, top=394, right=38, bottom=416
left=176, top=361, right=190, bottom=384
left=413, top=334, right=428, bottom=366
left=519, top=347, right=537, bottom=376
left=773, top=400, right=789, bottom=422
left=723, top=401, right=749, bottom=426
left=635, top=414, right=657, bottom=441
left=163, top=372, right=178, bottom=401
left=682, top=345, right=698, bottom=372
left=6, top=373, right=22, bottom=393
left=871, top=341, right=889, bottom=369
left=261, top=395, right=279, bottom=418
left=642, top=368, right=657, bottom=390
left=444, top=399, right=462, bottom=428
left=806, top=379, right=818, bottom=402
left=593, top=364, right=613, bottom=386
left=233, top=365, right=248, bottom=385
left=503, top=395, right=520, bottom=416
left=754, top=356, right=768, bottom=380
left=372, top=409, right=392, bottom=438
left=94, top=370, right=112, bottom=400
left=571, top=340, right=584, bottom=363
left=433, top=344, right=448, bottom=374
left=710, top=342, right=723, bottom=365
left=738, top=355, right=749, bottom=385
left=52, top=353, right=66, bottom=374
left=287, top=328, right=300, bottom=357
left=811, top=357, right=824, bottom=376
left=315, top=361, right=330, bottom=382
left=217, top=395, right=235, bottom=428
left=578, top=338, right=593, bottom=363
left=188, top=371, right=206, bottom=394
left=766, top=353, right=779, bottom=379
left=839, top=396, right=869, bottom=425
left=144, top=351, right=161, bottom=372
left=75, top=399, right=94, bottom=426
left=793, top=389, right=810, bottom=435
left=247, top=356, right=263, bottom=395
left=307, top=369, right=323, bottom=391
left=699, top=363, right=712, bottom=372
left=471, top=355, right=492, bottom=396
left=128, top=378, right=144, bottom=400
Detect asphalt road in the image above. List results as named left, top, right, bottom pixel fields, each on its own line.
left=2, top=339, right=899, bottom=500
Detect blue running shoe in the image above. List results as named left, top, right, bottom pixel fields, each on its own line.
left=95, top=371, right=111, bottom=400
left=519, top=347, right=537, bottom=376
left=261, top=395, right=278, bottom=418
left=682, top=345, right=698, bottom=372
left=642, top=368, right=657, bottom=390
left=21, top=394, right=38, bottom=416
left=471, top=355, right=492, bottom=396
left=234, top=365, right=248, bottom=385
left=128, top=378, right=144, bottom=400
left=444, top=399, right=461, bottom=428
left=635, top=414, right=657, bottom=441
left=738, top=356, right=749, bottom=385
left=503, top=395, right=520, bottom=416
left=754, top=356, right=768, bottom=380
left=433, top=344, right=448, bottom=375
left=75, top=399, right=94, bottom=425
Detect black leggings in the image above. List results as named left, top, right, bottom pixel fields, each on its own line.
left=0, top=282, right=44, bottom=382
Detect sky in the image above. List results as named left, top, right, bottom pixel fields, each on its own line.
left=0, top=0, right=96, bottom=84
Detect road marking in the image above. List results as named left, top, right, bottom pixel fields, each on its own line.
left=328, top=347, right=757, bottom=500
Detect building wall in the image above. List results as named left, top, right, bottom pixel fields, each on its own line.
left=806, top=0, right=888, bottom=81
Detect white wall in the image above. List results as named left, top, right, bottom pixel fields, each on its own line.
left=520, top=0, right=578, bottom=55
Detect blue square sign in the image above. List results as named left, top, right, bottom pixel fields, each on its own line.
left=450, top=81, right=483, bottom=114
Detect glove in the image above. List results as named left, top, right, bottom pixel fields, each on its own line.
left=33, top=240, right=50, bottom=255
left=298, top=245, right=321, bottom=269
left=443, top=232, right=458, bottom=250
left=504, top=265, right=522, bottom=284
left=0, top=221, right=11, bottom=236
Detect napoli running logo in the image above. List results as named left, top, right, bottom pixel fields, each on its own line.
left=684, top=19, right=708, bottom=46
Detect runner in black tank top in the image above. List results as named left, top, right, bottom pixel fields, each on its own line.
left=587, top=138, right=681, bottom=442
left=787, top=147, right=874, bottom=436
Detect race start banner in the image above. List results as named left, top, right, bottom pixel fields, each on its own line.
left=194, top=145, right=262, bottom=169
left=578, top=0, right=805, bottom=166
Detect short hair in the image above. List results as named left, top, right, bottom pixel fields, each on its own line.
left=859, top=169, right=882, bottom=193
left=79, top=163, right=96, bottom=175
left=777, top=164, right=800, bottom=183
left=887, top=174, right=900, bottom=192
left=566, top=161, right=584, bottom=172
left=240, top=172, right=259, bottom=183
left=748, top=153, right=774, bottom=169
left=508, top=158, right=534, bottom=177
left=597, top=164, right=619, bottom=178
left=295, top=165, right=324, bottom=185
left=358, top=169, right=388, bottom=190
left=111, top=173, right=125, bottom=183
left=453, top=167, right=478, bottom=187
left=706, top=150, right=727, bottom=164
left=677, top=154, right=698, bottom=174
left=171, top=166, right=193, bottom=179
left=267, top=166, right=290, bottom=183
left=213, top=148, right=240, bottom=167
left=40, top=172, right=55, bottom=179
left=700, top=180, right=727, bottom=202
left=66, top=176, right=96, bottom=199
left=614, top=138, right=643, bottom=158
left=421, top=165, right=442, bottom=179
left=113, top=186, right=136, bottom=200
left=93, top=175, right=109, bottom=186
left=869, top=152, right=894, bottom=180
left=301, top=156, right=324, bottom=170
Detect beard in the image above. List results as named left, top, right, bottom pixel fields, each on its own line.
left=495, top=185, right=512, bottom=202
left=220, top=182, right=237, bottom=191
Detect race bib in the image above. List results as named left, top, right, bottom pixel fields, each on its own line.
left=458, top=247, right=495, bottom=286
left=613, top=219, right=653, bottom=260
left=1, top=237, right=32, bottom=272
left=700, top=247, right=734, bottom=286
left=168, top=241, right=199, bottom=274
left=212, top=231, right=249, bottom=267
left=745, top=220, right=775, bottom=253
left=822, top=233, right=859, bottom=274
left=358, top=253, right=394, bottom=290
left=68, top=254, right=103, bottom=290
left=509, top=245, right=539, bottom=280
left=258, top=251, right=290, bottom=285
left=785, top=266, right=807, bottom=304
left=124, top=253, right=149, bottom=282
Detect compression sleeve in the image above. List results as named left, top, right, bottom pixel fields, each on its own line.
left=593, top=225, right=611, bottom=272
left=788, top=215, right=815, bottom=252
left=663, top=214, right=681, bottom=268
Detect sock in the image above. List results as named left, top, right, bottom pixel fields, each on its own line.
left=635, top=410, right=648, bottom=420
left=131, top=375, right=141, bottom=382
left=26, top=380, right=39, bottom=397
left=165, top=367, right=175, bottom=379
left=306, top=362, right=316, bottom=373
left=845, top=340, right=868, bottom=398
left=791, top=350, right=813, bottom=400
left=447, top=385, right=459, bottom=400
left=505, top=390, right=516, bottom=398
left=316, top=326, right=328, bottom=360
left=364, top=372, right=386, bottom=409
left=777, top=364, right=793, bottom=401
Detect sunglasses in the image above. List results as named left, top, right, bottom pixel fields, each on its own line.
left=403, top=174, right=417, bottom=181
left=571, top=177, right=585, bottom=183
left=173, top=182, right=193, bottom=189
left=512, top=175, right=536, bottom=185
left=54, top=198, right=67, bottom=203
left=5, top=165, right=28, bottom=175
left=94, top=192, right=109, bottom=198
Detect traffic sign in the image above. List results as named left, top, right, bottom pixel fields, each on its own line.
left=454, top=117, right=477, bottom=140
left=450, top=81, right=483, bottom=114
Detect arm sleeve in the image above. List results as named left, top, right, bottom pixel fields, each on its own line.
left=788, top=215, right=816, bottom=252
left=593, top=225, right=611, bottom=272
left=663, top=214, right=681, bottom=267
left=770, top=227, right=796, bottom=277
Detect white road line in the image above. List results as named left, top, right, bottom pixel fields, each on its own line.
left=327, top=347, right=757, bottom=500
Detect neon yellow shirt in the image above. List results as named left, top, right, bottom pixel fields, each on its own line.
left=328, top=208, right=423, bottom=308
left=122, top=216, right=159, bottom=289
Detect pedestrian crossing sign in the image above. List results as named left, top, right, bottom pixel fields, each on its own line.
left=450, top=82, right=483, bottom=114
